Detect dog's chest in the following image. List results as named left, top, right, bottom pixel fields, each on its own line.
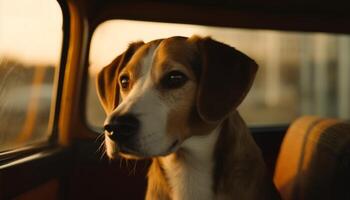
left=160, top=129, right=220, bottom=200
left=162, top=156, right=214, bottom=200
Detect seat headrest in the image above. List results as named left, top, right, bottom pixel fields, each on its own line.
left=274, top=116, right=350, bottom=200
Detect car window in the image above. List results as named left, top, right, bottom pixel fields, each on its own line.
left=0, top=0, right=63, bottom=152
left=86, top=20, right=350, bottom=129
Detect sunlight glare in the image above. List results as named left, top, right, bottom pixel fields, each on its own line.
left=0, top=0, right=63, bottom=66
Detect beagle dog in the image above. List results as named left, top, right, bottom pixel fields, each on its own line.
left=97, top=36, right=280, bottom=200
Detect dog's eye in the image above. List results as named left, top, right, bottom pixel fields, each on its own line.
left=161, top=71, right=188, bottom=89
left=119, top=75, right=130, bottom=89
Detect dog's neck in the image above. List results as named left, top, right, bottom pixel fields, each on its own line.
left=159, top=125, right=221, bottom=200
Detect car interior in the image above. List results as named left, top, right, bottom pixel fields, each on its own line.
left=0, top=0, right=349, bottom=199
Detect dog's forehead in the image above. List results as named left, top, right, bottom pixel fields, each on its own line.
left=124, top=37, right=197, bottom=78
left=123, top=41, right=160, bottom=77
left=154, top=37, right=197, bottom=66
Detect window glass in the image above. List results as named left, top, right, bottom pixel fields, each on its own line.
left=86, top=20, right=350, bottom=128
left=0, top=0, right=62, bottom=152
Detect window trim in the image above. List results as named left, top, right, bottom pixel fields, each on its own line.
left=0, top=143, right=53, bottom=165
left=88, top=1, right=350, bottom=34
left=0, top=146, right=72, bottom=200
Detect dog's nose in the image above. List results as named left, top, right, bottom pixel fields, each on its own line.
left=104, top=114, right=140, bottom=142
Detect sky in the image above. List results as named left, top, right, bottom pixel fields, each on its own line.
left=0, top=0, right=63, bottom=66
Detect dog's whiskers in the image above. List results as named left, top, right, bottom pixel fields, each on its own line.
left=100, top=149, right=107, bottom=161
left=94, top=132, right=105, bottom=143
left=125, top=159, right=130, bottom=168
left=97, top=139, right=105, bottom=153
left=132, top=160, right=138, bottom=175
left=94, top=131, right=108, bottom=161
left=96, top=140, right=106, bottom=161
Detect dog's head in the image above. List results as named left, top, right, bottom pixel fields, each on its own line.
left=97, top=36, right=258, bottom=159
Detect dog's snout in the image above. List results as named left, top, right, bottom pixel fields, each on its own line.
left=104, top=114, right=140, bottom=142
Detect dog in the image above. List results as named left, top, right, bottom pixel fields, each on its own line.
left=97, top=35, right=280, bottom=200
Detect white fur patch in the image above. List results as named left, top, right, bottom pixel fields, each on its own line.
left=160, top=125, right=221, bottom=200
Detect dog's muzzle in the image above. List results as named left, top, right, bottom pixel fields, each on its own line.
left=104, top=114, right=140, bottom=143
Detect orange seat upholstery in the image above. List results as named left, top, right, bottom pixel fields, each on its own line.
left=274, top=116, right=350, bottom=200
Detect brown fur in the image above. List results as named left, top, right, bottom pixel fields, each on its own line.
left=153, top=37, right=203, bottom=140
left=146, top=159, right=172, bottom=200
left=190, top=36, right=258, bottom=123
left=96, top=41, right=145, bottom=113
left=213, top=112, right=280, bottom=199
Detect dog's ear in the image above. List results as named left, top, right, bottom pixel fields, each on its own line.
left=96, top=41, right=144, bottom=113
left=194, top=36, right=258, bottom=123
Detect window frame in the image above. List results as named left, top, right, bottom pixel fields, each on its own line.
left=0, top=0, right=71, bottom=198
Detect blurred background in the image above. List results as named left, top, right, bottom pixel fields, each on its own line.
left=0, top=0, right=62, bottom=151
